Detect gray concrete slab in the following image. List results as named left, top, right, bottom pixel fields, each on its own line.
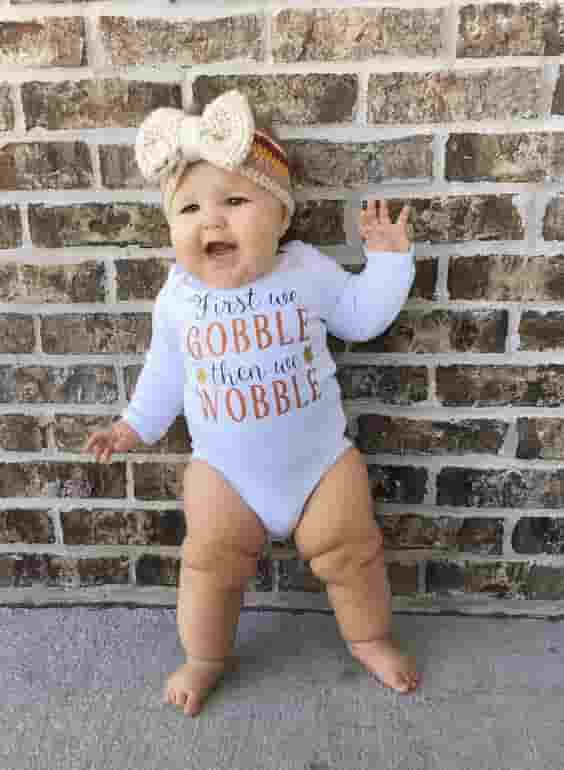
left=2, top=606, right=564, bottom=770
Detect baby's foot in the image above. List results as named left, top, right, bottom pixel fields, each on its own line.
left=163, top=657, right=234, bottom=716
left=347, top=636, right=420, bottom=693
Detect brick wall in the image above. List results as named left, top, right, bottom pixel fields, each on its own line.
left=2, top=0, right=564, bottom=609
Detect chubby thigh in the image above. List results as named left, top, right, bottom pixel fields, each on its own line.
left=294, top=445, right=382, bottom=562
left=181, top=457, right=268, bottom=581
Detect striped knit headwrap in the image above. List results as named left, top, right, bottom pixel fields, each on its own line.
left=161, top=128, right=293, bottom=224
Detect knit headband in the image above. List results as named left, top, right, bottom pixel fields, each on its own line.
left=135, top=90, right=294, bottom=223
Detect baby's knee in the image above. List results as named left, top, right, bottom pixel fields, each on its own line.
left=308, top=527, right=384, bottom=587
left=181, top=535, right=259, bottom=591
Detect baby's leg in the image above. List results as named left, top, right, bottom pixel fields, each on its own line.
left=294, top=446, right=420, bottom=693
left=165, top=459, right=267, bottom=716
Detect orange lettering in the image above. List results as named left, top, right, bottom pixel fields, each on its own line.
left=254, top=315, right=273, bottom=351
left=272, top=379, right=291, bottom=416
left=275, top=310, right=295, bottom=346
left=207, top=322, right=228, bottom=358
left=198, top=388, right=219, bottom=420
left=186, top=326, right=203, bottom=360
left=226, top=388, right=246, bottom=422
left=306, top=368, right=321, bottom=402
left=250, top=384, right=269, bottom=419
left=232, top=318, right=251, bottom=354
left=291, top=375, right=309, bottom=409
left=297, top=308, right=310, bottom=343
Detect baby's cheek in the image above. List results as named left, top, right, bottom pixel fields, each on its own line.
left=171, top=229, right=196, bottom=254
left=251, top=221, right=280, bottom=250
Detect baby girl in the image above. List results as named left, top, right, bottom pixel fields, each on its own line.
left=84, top=89, right=420, bottom=716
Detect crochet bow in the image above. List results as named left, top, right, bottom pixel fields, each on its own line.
left=135, top=90, right=255, bottom=184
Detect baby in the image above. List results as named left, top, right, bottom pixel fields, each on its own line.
left=84, top=89, right=420, bottom=716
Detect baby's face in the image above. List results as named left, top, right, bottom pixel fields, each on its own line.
left=167, top=161, right=289, bottom=290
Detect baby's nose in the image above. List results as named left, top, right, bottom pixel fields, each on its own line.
left=201, top=207, right=226, bottom=228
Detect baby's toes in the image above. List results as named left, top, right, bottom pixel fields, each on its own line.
left=378, top=655, right=420, bottom=693
left=168, top=685, right=202, bottom=716
left=183, top=690, right=204, bottom=717
left=164, top=685, right=180, bottom=706
left=409, top=670, right=422, bottom=690
left=396, top=668, right=420, bottom=693
left=164, top=683, right=187, bottom=708
left=384, top=669, right=411, bottom=693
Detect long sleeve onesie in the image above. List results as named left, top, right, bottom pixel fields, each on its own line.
left=122, top=239, right=415, bottom=537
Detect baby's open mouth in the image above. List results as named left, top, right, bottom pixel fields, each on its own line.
left=205, top=241, right=237, bottom=257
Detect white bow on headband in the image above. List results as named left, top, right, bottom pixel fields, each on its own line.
left=135, top=90, right=256, bottom=184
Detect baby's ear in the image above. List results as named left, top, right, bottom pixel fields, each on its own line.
left=279, top=207, right=291, bottom=237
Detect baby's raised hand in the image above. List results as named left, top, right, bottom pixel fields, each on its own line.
left=358, top=199, right=412, bottom=253
left=83, top=419, right=141, bottom=463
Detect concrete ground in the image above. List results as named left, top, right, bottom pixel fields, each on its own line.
left=2, top=606, right=564, bottom=770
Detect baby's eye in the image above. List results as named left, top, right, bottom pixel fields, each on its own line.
left=227, top=197, right=247, bottom=206
left=180, top=203, right=198, bottom=214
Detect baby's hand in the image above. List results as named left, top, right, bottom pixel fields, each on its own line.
left=83, top=419, right=142, bottom=464
left=358, top=199, right=412, bottom=253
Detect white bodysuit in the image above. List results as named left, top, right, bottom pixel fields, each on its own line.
left=123, top=240, right=415, bottom=538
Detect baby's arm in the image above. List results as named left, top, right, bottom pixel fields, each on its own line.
left=83, top=276, right=185, bottom=461
left=326, top=199, right=415, bottom=342
left=121, top=280, right=185, bottom=445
